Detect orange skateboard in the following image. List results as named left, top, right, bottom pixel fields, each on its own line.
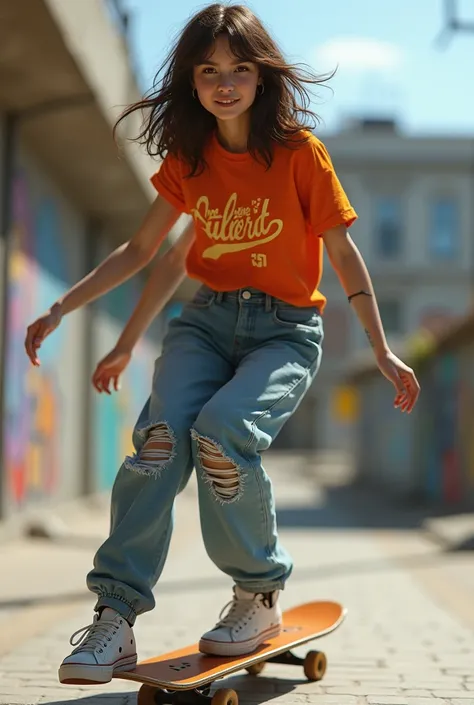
left=115, top=600, right=346, bottom=705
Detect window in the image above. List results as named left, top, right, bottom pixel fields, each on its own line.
left=378, top=300, right=402, bottom=335
left=374, top=197, right=402, bottom=258
left=429, top=198, right=459, bottom=259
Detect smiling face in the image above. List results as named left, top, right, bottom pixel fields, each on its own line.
left=192, top=34, right=261, bottom=125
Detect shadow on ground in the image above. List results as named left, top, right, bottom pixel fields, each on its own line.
left=41, top=674, right=306, bottom=705
left=276, top=480, right=466, bottom=531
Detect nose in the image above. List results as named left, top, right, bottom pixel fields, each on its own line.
left=217, top=74, right=235, bottom=93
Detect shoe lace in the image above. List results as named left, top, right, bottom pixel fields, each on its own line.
left=69, top=618, right=119, bottom=654
left=215, top=597, right=259, bottom=629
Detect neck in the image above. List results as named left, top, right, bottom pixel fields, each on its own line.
left=216, top=114, right=250, bottom=153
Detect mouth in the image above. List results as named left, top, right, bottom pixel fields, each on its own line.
left=214, top=98, right=240, bottom=107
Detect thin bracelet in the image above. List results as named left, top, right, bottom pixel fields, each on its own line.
left=348, top=290, right=372, bottom=303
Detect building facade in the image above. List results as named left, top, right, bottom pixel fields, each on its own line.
left=0, top=0, right=190, bottom=524
left=279, top=118, right=474, bottom=451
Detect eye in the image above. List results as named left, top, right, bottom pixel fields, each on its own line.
left=202, top=67, right=216, bottom=74
left=235, top=65, right=250, bottom=72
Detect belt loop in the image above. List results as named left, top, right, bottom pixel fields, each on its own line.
left=216, top=291, right=224, bottom=303
left=265, top=293, right=272, bottom=312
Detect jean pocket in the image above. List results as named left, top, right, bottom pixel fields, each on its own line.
left=188, top=287, right=216, bottom=308
left=272, top=304, right=321, bottom=329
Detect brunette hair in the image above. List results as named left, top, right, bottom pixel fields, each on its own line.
left=115, top=3, right=332, bottom=176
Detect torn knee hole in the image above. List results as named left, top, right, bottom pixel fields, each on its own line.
left=193, top=432, right=242, bottom=501
left=125, top=422, right=176, bottom=477
left=141, top=424, right=174, bottom=464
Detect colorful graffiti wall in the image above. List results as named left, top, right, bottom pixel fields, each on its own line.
left=3, top=170, right=77, bottom=512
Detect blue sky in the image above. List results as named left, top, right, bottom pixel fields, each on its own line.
left=120, top=0, right=474, bottom=136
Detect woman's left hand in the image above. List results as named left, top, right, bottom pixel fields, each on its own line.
left=375, top=350, right=420, bottom=413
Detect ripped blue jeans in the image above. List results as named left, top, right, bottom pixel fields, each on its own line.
left=87, top=286, right=324, bottom=624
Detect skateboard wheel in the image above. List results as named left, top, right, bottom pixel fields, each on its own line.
left=245, top=661, right=265, bottom=676
left=211, top=688, right=238, bottom=705
left=137, top=684, right=158, bottom=705
left=303, top=650, right=327, bottom=681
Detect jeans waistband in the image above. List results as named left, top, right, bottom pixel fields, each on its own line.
left=207, top=286, right=276, bottom=312
left=199, top=285, right=320, bottom=314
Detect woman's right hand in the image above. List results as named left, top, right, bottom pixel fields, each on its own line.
left=24, top=304, right=63, bottom=366
left=92, top=346, right=132, bottom=394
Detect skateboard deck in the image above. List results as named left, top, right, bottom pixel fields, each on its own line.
left=115, top=600, right=346, bottom=704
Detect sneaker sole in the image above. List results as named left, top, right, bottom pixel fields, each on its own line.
left=199, top=623, right=282, bottom=657
left=58, top=654, right=137, bottom=685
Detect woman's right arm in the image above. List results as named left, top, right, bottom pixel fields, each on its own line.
left=115, top=223, right=194, bottom=353
left=25, top=195, right=181, bottom=365
left=92, top=224, right=195, bottom=394
left=56, top=196, right=180, bottom=315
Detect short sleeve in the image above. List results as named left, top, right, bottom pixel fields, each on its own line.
left=150, top=153, right=188, bottom=213
left=294, top=135, right=357, bottom=236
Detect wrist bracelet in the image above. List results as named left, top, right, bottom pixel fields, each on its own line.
left=348, top=290, right=372, bottom=303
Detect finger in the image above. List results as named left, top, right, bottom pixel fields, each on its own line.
left=401, top=387, right=418, bottom=413
left=25, top=325, right=40, bottom=363
left=401, top=373, right=420, bottom=412
left=406, top=384, right=420, bottom=412
left=92, top=373, right=104, bottom=393
left=113, top=375, right=121, bottom=392
left=392, top=376, right=407, bottom=399
left=393, top=378, right=410, bottom=409
left=31, top=327, right=50, bottom=355
left=400, top=398, right=411, bottom=413
left=396, top=396, right=408, bottom=412
left=29, top=338, right=42, bottom=366
left=33, top=336, right=43, bottom=354
left=95, top=362, right=108, bottom=378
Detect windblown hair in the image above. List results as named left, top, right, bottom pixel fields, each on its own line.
left=115, top=3, right=333, bottom=176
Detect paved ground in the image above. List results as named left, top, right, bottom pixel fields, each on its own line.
left=0, top=452, right=473, bottom=705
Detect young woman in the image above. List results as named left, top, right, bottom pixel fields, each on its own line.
left=24, top=3, right=420, bottom=686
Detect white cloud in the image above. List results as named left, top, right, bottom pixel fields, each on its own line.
left=313, top=37, right=403, bottom=74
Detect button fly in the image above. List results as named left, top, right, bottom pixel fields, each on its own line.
left=241, top=290, right=251, bottom=300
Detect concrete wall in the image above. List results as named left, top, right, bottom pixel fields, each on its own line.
left=0, top=0, right=185, bottom=525
left=0, top=129, right=172, bottom=521
left=314, top=125, right=474, bottom=452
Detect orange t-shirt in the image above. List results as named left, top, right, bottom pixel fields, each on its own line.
left=151, top=130, right=357, bottom=310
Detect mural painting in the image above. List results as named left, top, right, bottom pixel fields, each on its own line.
left=4, top=172, right=71, bottom=511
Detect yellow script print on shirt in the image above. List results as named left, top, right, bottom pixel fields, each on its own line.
left=191, top=193, right=283, bottom=260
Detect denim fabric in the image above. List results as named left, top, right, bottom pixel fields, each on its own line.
left=87, top=286, right=324, bottom=624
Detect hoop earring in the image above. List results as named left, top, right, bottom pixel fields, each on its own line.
left=257, top=83, right=265, bottom=95
left=192, top=88, right=197, bottom=99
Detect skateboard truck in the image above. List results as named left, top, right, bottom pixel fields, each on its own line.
left=140, top=684, right=212, bottom=705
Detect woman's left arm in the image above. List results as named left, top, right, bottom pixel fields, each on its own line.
left=322, top=225, right=420, bottom=413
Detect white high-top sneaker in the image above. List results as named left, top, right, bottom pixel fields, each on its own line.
left=58, top=608, right=137, bottom=684
left=199, top=586, right=282, bottom=656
